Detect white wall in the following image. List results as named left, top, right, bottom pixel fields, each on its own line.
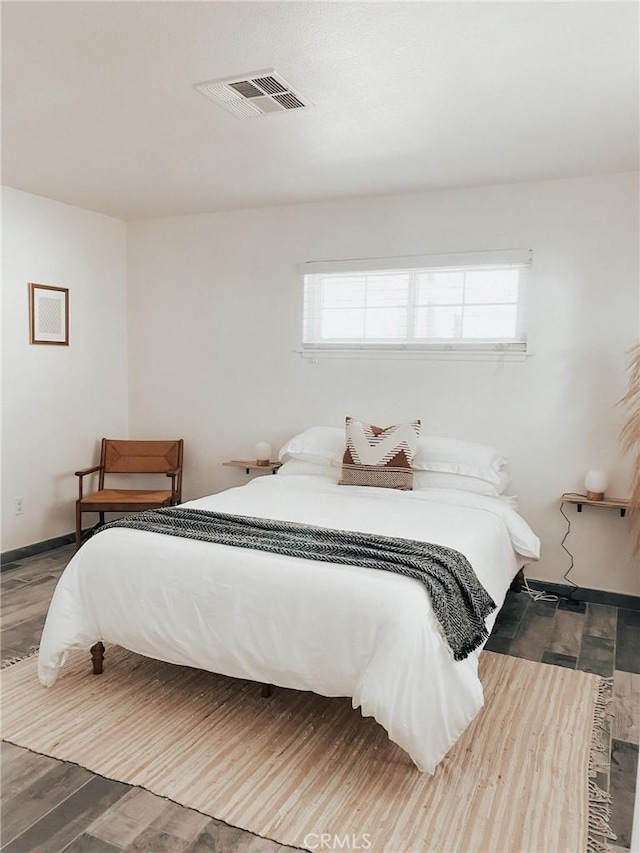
left=127, top=173, right=639, bottom=596
left=1, top=187, right=129, bottom=552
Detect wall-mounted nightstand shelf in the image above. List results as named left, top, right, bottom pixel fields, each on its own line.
left=561, top=493, right=629, bottom=518
left=223, top=460, right=282, bottom=475
left=558, top=492, right=629, bottom=613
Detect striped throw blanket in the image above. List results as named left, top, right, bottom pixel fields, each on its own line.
left=99, top=508, right=496, bottom=661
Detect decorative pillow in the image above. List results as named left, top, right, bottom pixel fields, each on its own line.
left=278, top=427, right=345, bottom=467
left=339, top=417, right=420, bottom=490
left=413, top=436, right=507, bottom=485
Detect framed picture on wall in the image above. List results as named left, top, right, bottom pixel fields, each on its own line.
left=29, top=283, right=69, bottom=345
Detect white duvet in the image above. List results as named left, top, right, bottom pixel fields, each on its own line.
left=38, top=474, right=540, bottom=773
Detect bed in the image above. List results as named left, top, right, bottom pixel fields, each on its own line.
left=38, top=428, right=540, bottom=774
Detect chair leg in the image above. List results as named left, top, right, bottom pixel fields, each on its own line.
left=99, top=512, right=105, bottom=526
left=75, top=503, right=82, bottom=551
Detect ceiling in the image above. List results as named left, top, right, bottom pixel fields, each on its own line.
left=2, top=1, right=638, bottom=221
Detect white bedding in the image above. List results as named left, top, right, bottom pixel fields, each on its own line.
left=38, top=474, right=540, bottom=773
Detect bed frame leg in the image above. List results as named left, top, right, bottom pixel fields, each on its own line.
left=261, top=683, right=272, bottom=698
left=90, top=641, right=104, bottom=675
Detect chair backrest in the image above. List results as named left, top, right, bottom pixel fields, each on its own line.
left=99, top=439, right=183, bottom=498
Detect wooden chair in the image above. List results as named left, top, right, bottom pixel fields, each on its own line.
left=75, top=438, right=184, bottom=550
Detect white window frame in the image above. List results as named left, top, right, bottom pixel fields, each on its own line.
left=299, top=249, right=532, bottom=361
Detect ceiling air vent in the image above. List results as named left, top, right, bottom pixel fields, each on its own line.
left=194, top=69, right=310, bottom=119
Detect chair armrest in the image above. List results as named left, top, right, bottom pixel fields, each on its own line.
left=75, top=465, right=102, bottom=477
left=75, top=465, right=102, bottom=501
left=165, top=468, right=182, bottom=504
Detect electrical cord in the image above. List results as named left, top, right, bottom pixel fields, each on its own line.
left=522, top=574, right=558, bottom=603
left=519, top=496, right=583, bottom=603
left=559, top=498, right=580, bottom=599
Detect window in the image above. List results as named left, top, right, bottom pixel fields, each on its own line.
left=301, top=249, right=531, bottom=359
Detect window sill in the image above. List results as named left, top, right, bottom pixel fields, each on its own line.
left=296, top=348, right=531, bottom=362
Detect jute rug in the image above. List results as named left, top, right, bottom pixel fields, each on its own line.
left=1, top=648, right=614, bottom=853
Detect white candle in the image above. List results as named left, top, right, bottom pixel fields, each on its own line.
left=255, top=441, right=272, bottom=465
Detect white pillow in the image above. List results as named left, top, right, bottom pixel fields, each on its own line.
left=278, top=427, right=344, bottom=467
left=413, top=436, right=507, bottom=485
left=279, top=428, right=508, bottom=485
left=277, top=459, right=339, bottom=480
left=277, top=458, right=514, bottom=500
left=500, top=494, right=519, bottom=510
left=413, top=470, right=510, bottom=496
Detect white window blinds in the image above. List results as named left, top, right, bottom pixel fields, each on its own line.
left=301, top=250, right=531, bottom=358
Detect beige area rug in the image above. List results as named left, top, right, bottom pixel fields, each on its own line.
left=1, top=648, right=614, bottom=853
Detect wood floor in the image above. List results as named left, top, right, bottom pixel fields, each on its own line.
left=1, top=546, right=638, bottom=853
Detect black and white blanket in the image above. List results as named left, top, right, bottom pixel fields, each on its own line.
left=100, top=507, right=496, bottom=660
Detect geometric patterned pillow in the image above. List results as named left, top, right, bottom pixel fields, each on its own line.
left=339, top=417, right=421, bottom=490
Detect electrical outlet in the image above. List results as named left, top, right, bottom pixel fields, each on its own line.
left=14, top=496, right=24, bottom=516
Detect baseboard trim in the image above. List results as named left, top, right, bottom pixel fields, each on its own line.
left=527, top=578, right=640, bottom=612
left=1, top=533, right=75, bottom=569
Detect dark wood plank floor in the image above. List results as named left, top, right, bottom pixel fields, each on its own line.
left=2, top=547, right=638, bottom=852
